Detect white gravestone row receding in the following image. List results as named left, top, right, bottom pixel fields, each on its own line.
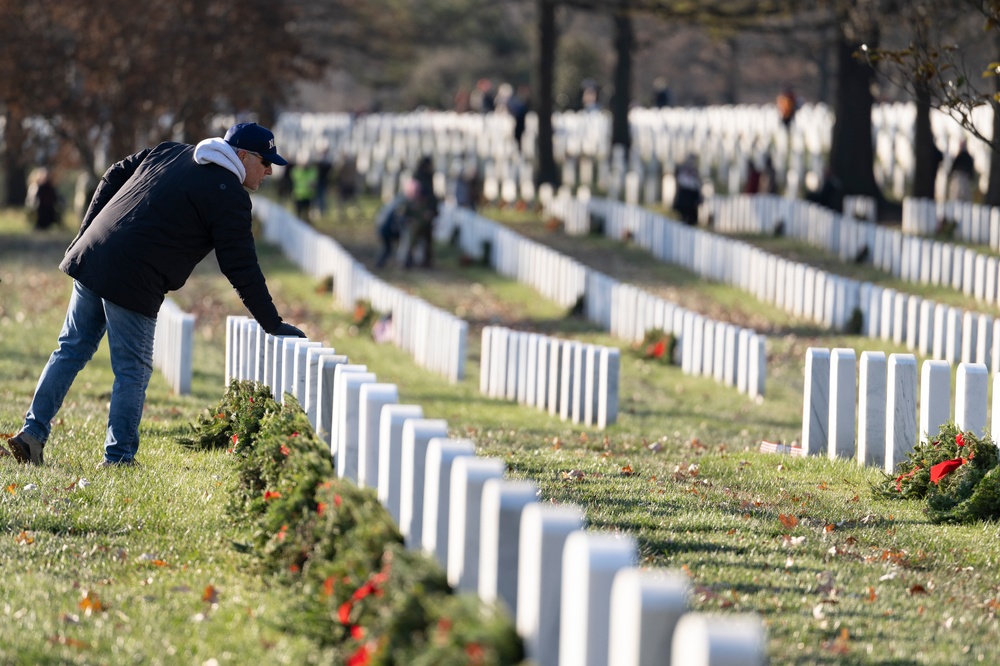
left=441, top=204, right=766, bottom=398
left=226, top=319, right=767, bottom=666
left=802, top=347, right=993, bottom=472
left=251, top=197, right=467, bottom=383
left=564, top=194, right=1000, bottom=377
left=480, top=326, right=620, bottom=428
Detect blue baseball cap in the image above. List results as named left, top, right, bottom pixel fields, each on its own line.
left=224, top=122, right=288, bottom=166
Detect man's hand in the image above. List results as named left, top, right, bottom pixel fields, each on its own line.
left=273, top=322, right=306, bottom=338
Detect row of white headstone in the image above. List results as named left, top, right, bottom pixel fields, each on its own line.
left=267, top=101, right=985, bottom=213
left=802, top=349, right=1000, bottom=471
left=903, top=198, right=1000, bottom=248
left=224, top=315, right=767, bottom=666
left=251, top=197, right=468, bottom=382
left=480, top=326, right=620, bottom=428
left=707, top=194, right=1000, bottom=310
left=551, top=192, right=1000, bottom=376
left=437, top=204, right=767, bottom=397
left=699, top=194, right=1000, bottom=373
left=152, top=298, right=195, bottom=395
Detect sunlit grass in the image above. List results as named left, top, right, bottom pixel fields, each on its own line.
left=3, top=202, right=1000, bottom=664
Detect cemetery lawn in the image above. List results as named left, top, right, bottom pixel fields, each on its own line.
left=2, top=202, right=998, bottom=664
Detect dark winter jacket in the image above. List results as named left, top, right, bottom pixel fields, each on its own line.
left=60, top=141, right=282, bottom=332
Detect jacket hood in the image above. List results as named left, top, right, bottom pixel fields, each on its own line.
left=194, top=138, right=246, bottom=183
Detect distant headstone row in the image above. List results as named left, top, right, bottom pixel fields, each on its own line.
left=152, top=298, right=194, bottom=395
left=225, top=316, right=767, bottom=666
left=251, top=197, right=467, bottom=382
left=438, top=204, right=767, bottom=398
left=267, top=102, right=986, bottom=215
left=708, top=194, right=1000, bottom=311
left=903, top=198, right=1000, bottom=248
left=555, top=192, right=1000, bottom=376
left=802, top=349, right=999, bottom=470
left=480, top=326, right=620, bottom=429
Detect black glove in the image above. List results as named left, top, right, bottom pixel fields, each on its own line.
left=272, top=322, right=306, bottom=338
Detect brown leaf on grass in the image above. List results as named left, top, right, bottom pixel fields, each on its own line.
left=15, top=531, right=34, bottom=545
left=562, top=469, right=585, bottom=481
left=822, top=627, right=850, bottom=655
left=845, top=536, right=859, bottom=546
left=551, top=437, right=561, bottom=450
left=866, top=586, right=877, bottom=602
left=79, top=591, right=105, bottom=616
left=824, top=524, right=836, bottom=533
left=6, top=484, right=16, bottom=494
left=49, top=635, right=90, bottom=649
left=778, top=514, right=799, bottom=528
left=909, top=584, right=928, bottom=596
left=619, top=465, right=635, bottom=476
left=203, top=585, right=219, bottom=604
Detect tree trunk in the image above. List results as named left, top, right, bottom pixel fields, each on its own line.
left=912, top=78, right=938, bottom=199
left=829, top=33, right=880, bottom=199
left=987, top=34, right=1000, bottom=206
left=536, top=0, right=558, bottom=187
left=2, top=103, right=28, bottom=207
left=986, top=101, right=1000, bottom=206
left=723, top=36, right=739, bottom=105
left=610, top=7, right=632, bottom=155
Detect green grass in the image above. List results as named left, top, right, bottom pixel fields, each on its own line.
left=3, top=201, right=1000, bottom=664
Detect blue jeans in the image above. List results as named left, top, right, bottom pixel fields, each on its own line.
left=23, top=281, right=157, bottom=463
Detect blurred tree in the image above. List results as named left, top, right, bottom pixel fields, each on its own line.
left=865, top=0, right=1000, bottom=204
left=826, top=0, right=882, bottom=202
left=0, top=0, right=320, bottom=203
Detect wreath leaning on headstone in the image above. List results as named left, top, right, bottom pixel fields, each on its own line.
left=876, top=421, right=1000, bottom=523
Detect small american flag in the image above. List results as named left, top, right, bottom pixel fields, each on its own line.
left=372, top=314, right=393, bottom=344
left=759, top=441, right=805, bottom=456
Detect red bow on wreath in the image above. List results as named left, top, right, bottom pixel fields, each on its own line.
left=929, top=458, right=965, bottom=484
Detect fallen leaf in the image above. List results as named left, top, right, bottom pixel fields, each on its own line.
left=824, top=524, right=836, bottom=533
left=866, top=586, right=877, bottom=602
left=909, top=584, right=928, bottom=595
left=15, top=531, right=34, bottom=545
left=79, top=591, right=105, bottom=616
left=778, top=514, right=799, bottom=528
left=6, top=484, right=16, bottom=494
left=619, top=464, right=635, bottom=476
left=822, top=627, right=850, bottom=655
left=203, top=585, right=219, bottom=604
left=562, top=469, right=585, bottom=481
left=48, top=635, right=90, bottom=649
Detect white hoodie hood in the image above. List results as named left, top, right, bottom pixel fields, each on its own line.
left=194, top=137, right=245, bottom=183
